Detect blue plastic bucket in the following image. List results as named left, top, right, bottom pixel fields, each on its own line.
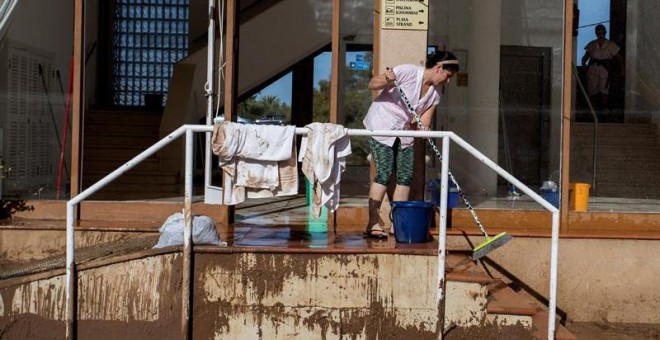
left=427, top=180, right=459, bottom=208
left=541, top=192, right=559, bottom=208
left=448, top=190, right=459, bottom=208
left=390, top=201, right=433, bottom=243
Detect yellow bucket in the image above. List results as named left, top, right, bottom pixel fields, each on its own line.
left=569, top=182, right=591, bottom=211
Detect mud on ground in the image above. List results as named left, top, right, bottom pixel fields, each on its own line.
left=567, top=322, right=660, bottom=340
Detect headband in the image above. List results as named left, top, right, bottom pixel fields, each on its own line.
left=437, top=60, right=459, bottom=66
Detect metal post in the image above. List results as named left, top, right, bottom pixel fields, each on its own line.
left=181, top=128, right=194, bottom=339
left=204, top=0, right=216, bottom=199
left=65, top=203, right=76, bottom=339
left=548, top=211, right=560, bottom=339
left=437, top=136, right=450, bottom=340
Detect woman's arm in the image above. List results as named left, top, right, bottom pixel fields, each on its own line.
left=416, top=105, right=437, bottom=130
left=368, top=68, right=396, bottom=90
left=581, top=51, right=590, bottom=66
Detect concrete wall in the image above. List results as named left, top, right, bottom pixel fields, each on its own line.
left=0, top=254, right=182, bottom=338
left=0, top=252, right=515, bottom=339
left=1, top=237, right=658, bottom=337
left=195, top=253, right=443, bottom=339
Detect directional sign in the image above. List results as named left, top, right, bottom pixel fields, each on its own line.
left=381, top=0, right=429, bottom=31
left=350, top=61, right=371, bottom=71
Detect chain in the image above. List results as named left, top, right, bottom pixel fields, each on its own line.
left=393, top=81, right=489, bottom=236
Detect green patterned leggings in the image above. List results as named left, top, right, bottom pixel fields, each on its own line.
left=368, top=137, right=414, bottom=186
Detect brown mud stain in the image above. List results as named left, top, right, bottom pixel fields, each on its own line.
left=0, top=255, right=183, bottom=339
left=194, top=253, right=351, bottom=338
left=445, top=321, right=531, bottom=340
left=0, top=314, right=64, bottom=339
left=194, top=253, right=423, bottom=339
left=77, top=317, right=179, bottom=340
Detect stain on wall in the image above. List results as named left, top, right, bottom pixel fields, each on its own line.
left=194, top=253, right=466, bottom=339
left=0, top=251, right=532, bottom=339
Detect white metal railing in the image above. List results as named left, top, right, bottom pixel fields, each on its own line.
left=572, top=63, right=599, bottom=191
left=65, top=124, right=560, bottom=340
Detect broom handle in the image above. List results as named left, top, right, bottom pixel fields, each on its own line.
left=392, top=77, right=490, bottom=238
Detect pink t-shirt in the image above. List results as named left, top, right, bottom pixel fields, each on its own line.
left=363, top=64, right=441, bottom=148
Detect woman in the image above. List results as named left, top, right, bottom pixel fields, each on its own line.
left=581, top=24, right=622, bottom=120
left=362, top=51, right=459, bottom=239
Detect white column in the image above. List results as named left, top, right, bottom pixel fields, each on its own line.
left=465, top=0, right=501, bottom=196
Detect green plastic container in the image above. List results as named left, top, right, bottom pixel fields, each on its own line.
left=306, top=179, right=328, bottom=233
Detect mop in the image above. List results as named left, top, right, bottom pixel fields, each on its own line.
left=393, top=79, right=512, bottom=260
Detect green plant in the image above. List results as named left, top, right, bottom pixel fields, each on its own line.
left=0, top=200, right=34, bottom=220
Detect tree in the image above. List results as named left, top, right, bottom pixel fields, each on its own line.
left=310, top=60, right=373, bottom=164
left=237, top=94, right=292, bottom=122
left=312, top=80, right=330, bottom=123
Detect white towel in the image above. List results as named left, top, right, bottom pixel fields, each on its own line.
left=299, top=123, right=351, bottom=217
left=212, top=122, right=298, bottom=205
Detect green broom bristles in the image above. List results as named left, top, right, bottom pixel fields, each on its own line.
left=472, top=232, right=513, bottom=261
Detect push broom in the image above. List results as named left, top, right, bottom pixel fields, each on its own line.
left=393, top=78, right=512, bottom=260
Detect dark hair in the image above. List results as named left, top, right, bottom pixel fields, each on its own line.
left=426, top=51, right=460, bottom=73
left=595, top=24, right=606, bottom=33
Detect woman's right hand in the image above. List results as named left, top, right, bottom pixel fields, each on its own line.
left=384, top=67, right=396, bottom=83
left=368, top=67, right=397, bottom=90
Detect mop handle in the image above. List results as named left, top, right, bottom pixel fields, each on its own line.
left=391, top=78, right=489, bottom=237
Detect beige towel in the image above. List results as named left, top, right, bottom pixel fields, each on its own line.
left=211, top=122, right=298, bottom=205
left=299, top=123, right=351, bottom=218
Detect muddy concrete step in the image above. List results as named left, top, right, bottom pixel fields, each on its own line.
left=482, top=280, right=536, bottom=336
left=443, top=253, right=494, bottom=336
left=445, top=253, right=495, bottom=285
left=443, top=255, right=535, bottom=338
left=486, top=281, right=538, bottom=316
left=532, top=310, right=577, bottom=340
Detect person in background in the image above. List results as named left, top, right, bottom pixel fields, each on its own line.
left=362, top=51, right=459, bottom=239
left=581, top=24, right=623, bottom=122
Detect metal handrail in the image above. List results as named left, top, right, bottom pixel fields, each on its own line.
left=572, top=63, right=599, bottom=191
left=65, top=124, right=560, bottom=340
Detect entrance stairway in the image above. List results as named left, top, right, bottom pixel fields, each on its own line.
left=571, top=122, right=660, bottom=198
left=82, top=109, right=181, bottom=200
left=444, top=253, right=576, bottom=339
